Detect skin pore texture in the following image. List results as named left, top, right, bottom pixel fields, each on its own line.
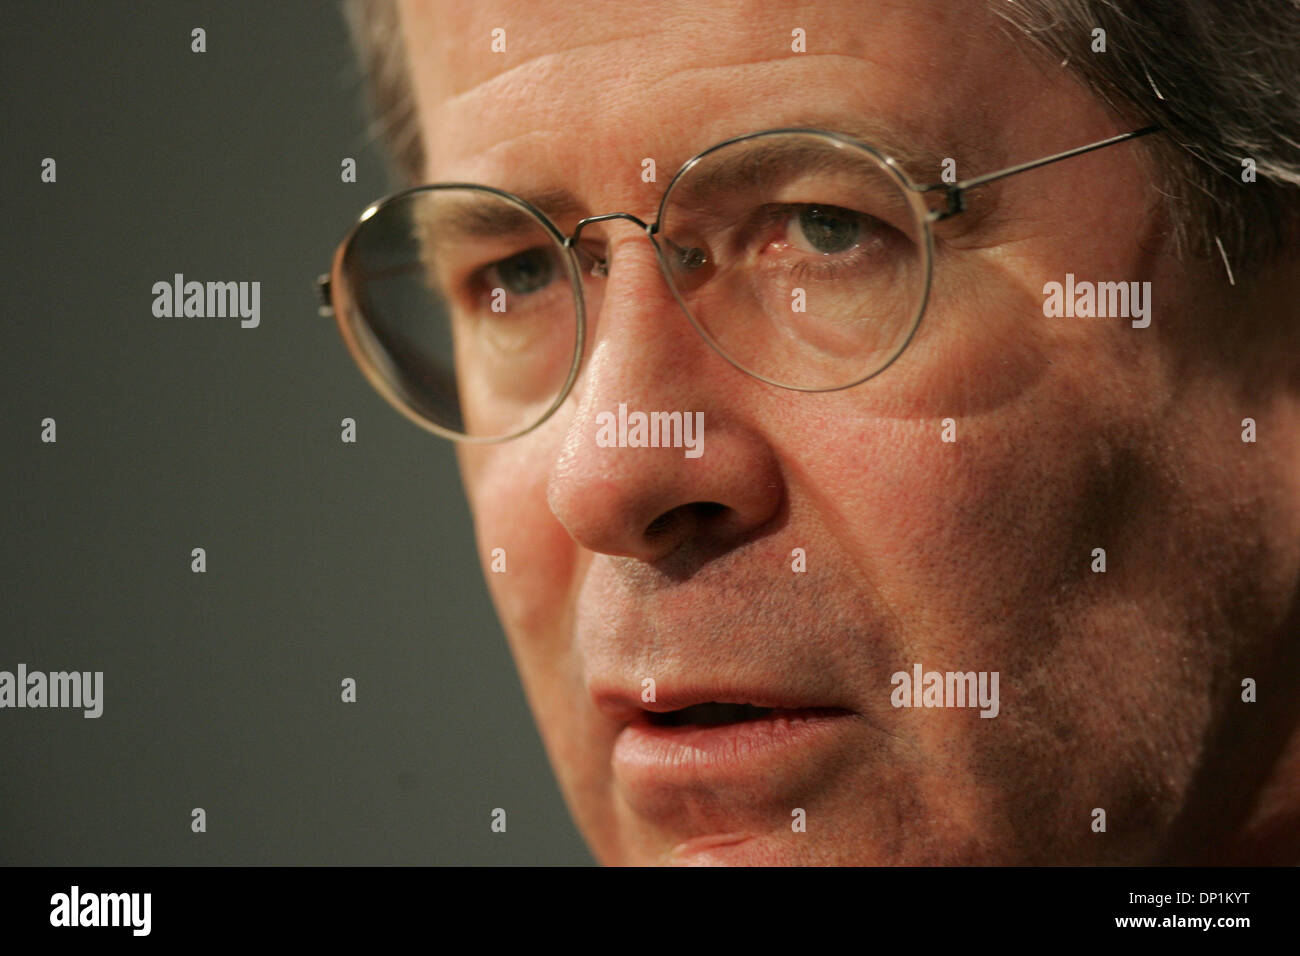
left=397, top=0, right=1300, bottom=864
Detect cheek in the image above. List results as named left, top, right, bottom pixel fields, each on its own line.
left=787, top=318, right=1155, bottom=651
left=890, top=251, right=1056, bottom=418
left=789, top=230, right=1170, bottom=634
left=459, top=440, right=576, bottom=646
left=830, top=419, right=1101, bottom=633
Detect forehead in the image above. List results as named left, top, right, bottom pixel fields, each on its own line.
left=397, top=0, right=1023, bottom=189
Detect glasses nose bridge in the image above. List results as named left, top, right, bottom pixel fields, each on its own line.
left=564, top=211, right=659, bottom=280
left=567, top=210, right=654, bottom=243
left=564, top=210, right=706, bottom=284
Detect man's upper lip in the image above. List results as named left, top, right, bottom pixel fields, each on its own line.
left=591, top=684, right=846, bottom=723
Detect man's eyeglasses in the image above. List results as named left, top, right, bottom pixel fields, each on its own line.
left=317, top=124, right=1160, bottom=442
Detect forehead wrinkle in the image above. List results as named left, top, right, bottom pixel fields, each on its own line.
left=418, top=34, right=1005, bottom=229
left=435, top=34, right=660, bottom=102
left=406, top=0, right=812, bottom=104
left=429, top=46, right=910, bottom=166
left=408, top=0, right=1018, bottom=185
left=409, top=3, right=677, bottom=106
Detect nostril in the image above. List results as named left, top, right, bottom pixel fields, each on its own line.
left=644, top=512, right=675, bottom=539
left=693, top=501, right=727, bottom=520
left=644, top=502, right=726, bottom=541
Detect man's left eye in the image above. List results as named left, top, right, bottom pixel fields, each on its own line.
left=787, top=204, right=863, bottom=255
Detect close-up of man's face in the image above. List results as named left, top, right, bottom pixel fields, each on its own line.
left=335, top=0, right=1300, bottom=865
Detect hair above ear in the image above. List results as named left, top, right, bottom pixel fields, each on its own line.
left=995, top=0, right=1300, bottom=274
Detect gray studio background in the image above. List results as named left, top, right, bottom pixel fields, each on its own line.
left=0, top=0, right=592, bottom=865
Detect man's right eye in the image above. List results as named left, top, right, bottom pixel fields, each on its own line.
left=481, top=246, right=557, bottom=296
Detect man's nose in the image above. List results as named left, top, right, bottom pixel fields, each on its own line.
left=546, top=227, right=783, bottom=564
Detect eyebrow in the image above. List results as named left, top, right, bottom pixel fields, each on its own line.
left=664, top=131, right=931, bottom=217
left=422, top=187, right=586, bottom=239
left=429, top=116, right=973, bottom=237
left=772, top=115, right=956, bottom=179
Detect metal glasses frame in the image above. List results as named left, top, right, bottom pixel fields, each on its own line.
left=318, top=123, right=1161, bottom=443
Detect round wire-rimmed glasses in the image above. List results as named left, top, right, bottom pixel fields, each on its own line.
left=318, top=125, right=1159, bottom=443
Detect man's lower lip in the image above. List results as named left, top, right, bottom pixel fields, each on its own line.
left=612, top=708, right=855, bottom=781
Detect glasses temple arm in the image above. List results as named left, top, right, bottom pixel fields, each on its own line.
left=916, top=124, right=1162, bottom=222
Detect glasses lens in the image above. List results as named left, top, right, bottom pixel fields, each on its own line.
left=336, top=187, right=581, bottom=440
left=655, top=132, right=929, bottom=390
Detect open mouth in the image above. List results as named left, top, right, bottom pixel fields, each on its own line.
left=613, top=699, right=858, bottom=784
left=645, top=703, right=848, bottom=727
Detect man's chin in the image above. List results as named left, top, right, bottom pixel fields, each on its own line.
left=651, top=831, right=887, bottom=866
left=661, top=833, right=812, bottom=866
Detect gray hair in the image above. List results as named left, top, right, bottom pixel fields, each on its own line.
left=343, top=0, right=1300, bottom=272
